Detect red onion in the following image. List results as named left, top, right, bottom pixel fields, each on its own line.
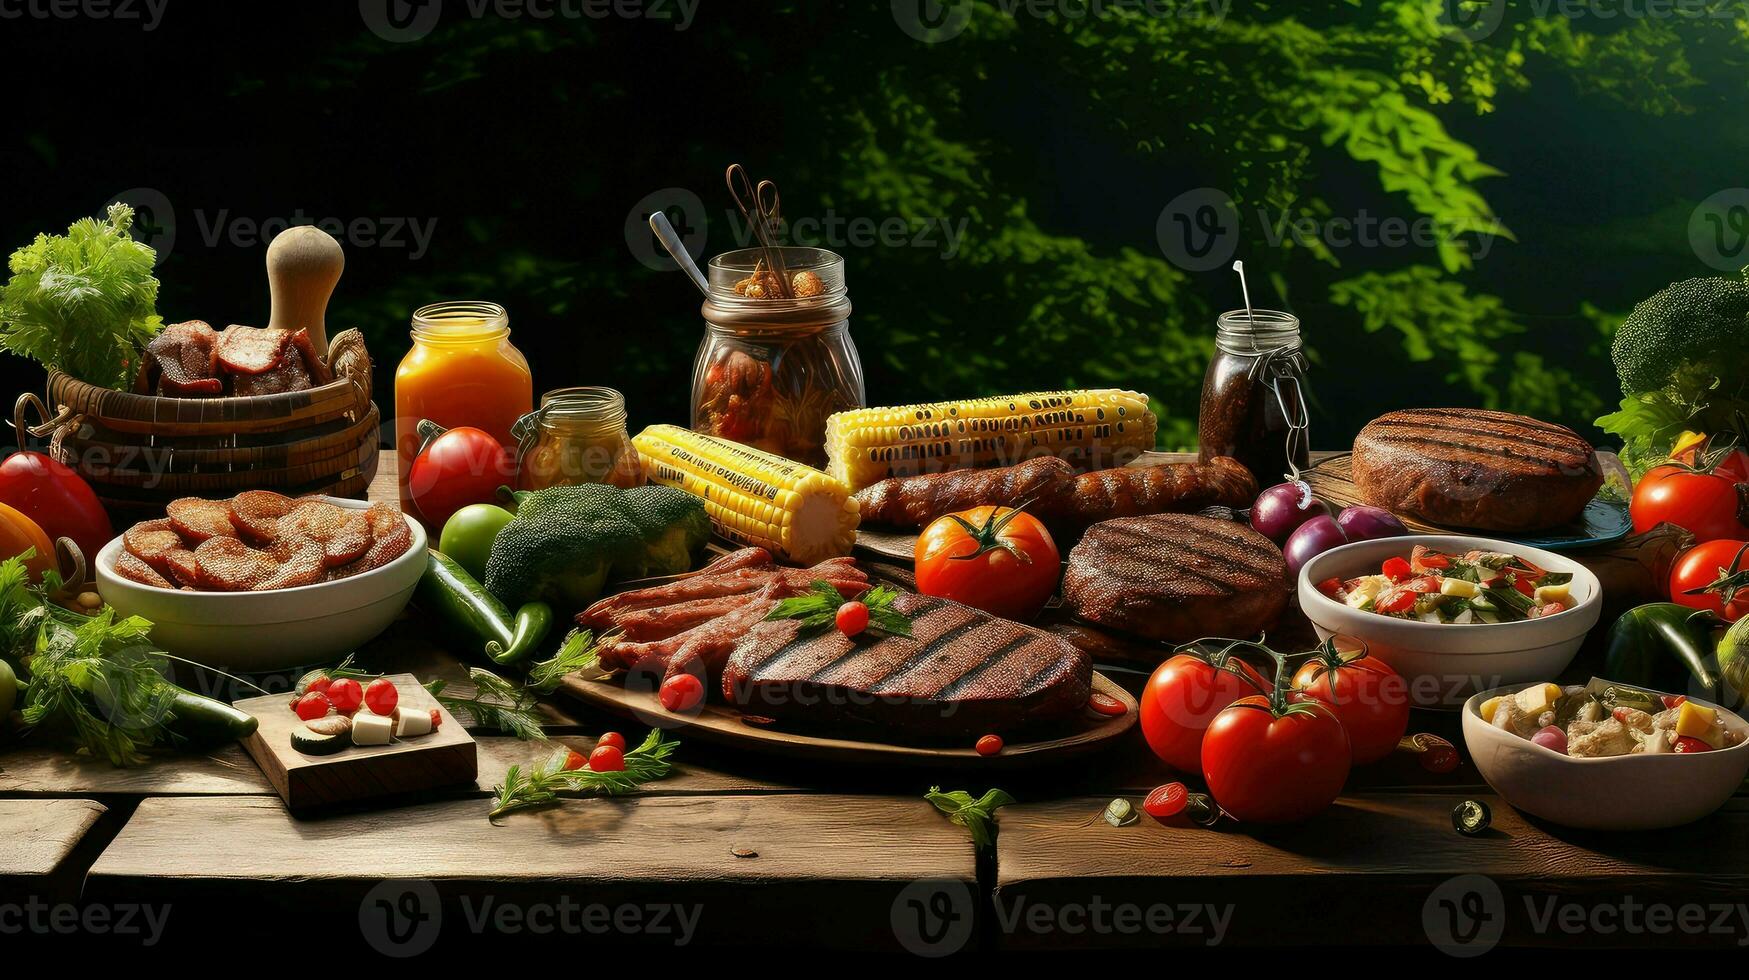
left=1249, top=480, right=1330, bottom=543
left=1283, top=514, right=1349, bottom=579
left=1335, top=505, right=1409, bottom=542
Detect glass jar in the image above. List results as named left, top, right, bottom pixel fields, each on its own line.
left=692, top=247, right=865, bottom=468
left=513, top=386, right=644, bottom=490
left=395, top=301, right=533, bottom=514
left=1197, top=309, right=1310, bottom=485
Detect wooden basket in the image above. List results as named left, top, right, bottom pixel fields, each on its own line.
left=23, top=329, right=380, bottom=520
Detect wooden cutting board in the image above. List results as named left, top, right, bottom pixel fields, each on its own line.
left=235, top=674, right=476, bottom=813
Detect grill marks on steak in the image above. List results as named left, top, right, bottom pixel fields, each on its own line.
left=1361, top=409, right=1597, bottom=476
left=723, top=593, right=1091, bottom=738
left=1061, top=514, right=1287, bottom=644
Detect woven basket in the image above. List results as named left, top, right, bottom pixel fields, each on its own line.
left=25, top=329, right=380, bottom=520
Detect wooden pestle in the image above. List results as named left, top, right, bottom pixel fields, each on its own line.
left=266, top=225, right=345, bottom=356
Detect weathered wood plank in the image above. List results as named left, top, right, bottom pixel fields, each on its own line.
left=87, top=793, right=976, bottom=952
left=994, top=793, right=1749, bottom=950
left=0, top=798, right=106, bottom=878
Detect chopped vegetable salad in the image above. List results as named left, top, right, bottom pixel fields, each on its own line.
left=1314, top=545, right=1574, bottom=624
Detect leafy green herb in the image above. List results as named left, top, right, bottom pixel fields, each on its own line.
left=425, top=667, right=546, bottom=741
left=525, top=628, right=600, bottom=693
left=765, top=581, right=913, bottom=638
left=0, top=204, right=163, bottom=389
left=925, top=786, right=1015, bottom=848
left=489, top=729, right=679, bottom=821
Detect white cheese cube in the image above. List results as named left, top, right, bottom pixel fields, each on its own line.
left=1534, top=583, right=1571, bottom=606
left=352, top=711, right=395, bottom=746
left=1440, top=578, right=1479, bottom=598
left=395, top=708, right=433, bottom=737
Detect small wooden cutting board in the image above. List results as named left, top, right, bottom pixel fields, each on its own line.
left=235, top=674, right=476, bottom=813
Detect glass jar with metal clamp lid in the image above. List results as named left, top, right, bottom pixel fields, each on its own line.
left=513, top=386, right=645, bottom=491
left=1196, top=309, right=1310, bottom=484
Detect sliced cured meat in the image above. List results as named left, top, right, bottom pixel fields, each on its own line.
left=276, top=500, right=371, bottom=567
left=146, top=321, right=222, bottom=397
left=216, top=326, right=294, bottom=376
left=123, top=519, right=186, bottom=572
left=166, top=497, right=239, bottom=543
left=228, top=491, right=298, bottom=542
left=345, top=503, right=413, bottom=573
left=253, top=541, right=326, bottom=590
left=114, top=552, right=175, bottom=589
left=161, top=548, right=202, bottom=589
left=232, top=344, right=314, bottom=397
left=289, top=328, right=332, bottom=386
left=192, top=537, right=281, bottom=591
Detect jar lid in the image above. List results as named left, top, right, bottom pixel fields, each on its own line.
left=412, top=300, right=509, bottom=340
left=701, top=246, right=853, bottom=330
left=1215, top=309, right=1300, bottom=355
left=511, top=386, right=627, bottom=467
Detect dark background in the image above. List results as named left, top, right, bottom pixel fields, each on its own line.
left=2, top=0, right=1744, bottom=454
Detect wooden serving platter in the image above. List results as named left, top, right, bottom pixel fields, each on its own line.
left=235, top=674, right=476, bottom=812
left=560, top=670, right=1137, bottom=769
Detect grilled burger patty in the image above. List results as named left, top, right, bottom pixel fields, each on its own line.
left=723, top=592, right=1091, bottom=738
left=1061, top=514, right=1288, bottom=644
left=1352, top=408, right=1603, bottom=532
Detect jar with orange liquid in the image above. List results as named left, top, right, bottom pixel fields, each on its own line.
left=394, top=301, right=533, bottom=513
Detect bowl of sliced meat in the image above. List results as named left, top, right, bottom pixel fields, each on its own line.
left=95, top=494, right=424, bottom=671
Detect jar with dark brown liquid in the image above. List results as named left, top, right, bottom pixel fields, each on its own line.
left=1197, top=309, right=1310, bottom=485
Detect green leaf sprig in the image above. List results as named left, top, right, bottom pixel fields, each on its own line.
left=764, top=581, right=913, bottom=638
left=925, top=786, right=1016, bottom=848
left=489, top=729, right=680, bottom=821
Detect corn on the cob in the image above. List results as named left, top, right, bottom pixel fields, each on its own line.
left=824, top=389, right=1157, bottom=491
left=633, top=424, right=859, bottom=564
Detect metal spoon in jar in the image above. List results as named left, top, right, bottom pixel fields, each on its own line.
left=648, top=210, right=709, bottom=296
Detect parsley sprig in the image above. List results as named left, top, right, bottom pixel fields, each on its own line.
left=765, top=582, right=913, bottom=638
left=489, top=729, right=680, bottom=821
left=925, top=786, right=1016, bottom=848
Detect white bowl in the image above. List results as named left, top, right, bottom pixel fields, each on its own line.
left=1462, top=682, right=1749, bottom=830
left=1297, top=535, right=1601, bottom=706
left=96, top=497, right=426, bottom=672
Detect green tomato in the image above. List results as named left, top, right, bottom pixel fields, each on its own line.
left=439, top=503, right=515, bottom=581
left=0, top=659, right=16, bottom=719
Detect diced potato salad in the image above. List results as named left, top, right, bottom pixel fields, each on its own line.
left=1314, top=545, right=1573, bottom=624
left=1481, top=678, right=1743, bottom=758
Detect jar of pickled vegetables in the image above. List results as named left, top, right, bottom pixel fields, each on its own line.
left=513, top=386, right=644, bottom=490
left=692, top=247, right=865, bottom=468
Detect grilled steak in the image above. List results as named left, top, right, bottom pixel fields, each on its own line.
left=853, top=455, right=1258, bottom=533
left=722, top=592, right=1091, bottom=738
left=1352, top=408, right=1603, bottom=532
left=1061, top=514, right=1287, bottom=643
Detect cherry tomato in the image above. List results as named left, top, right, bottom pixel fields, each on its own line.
left=562, top=749, right=588, bottom=771
left=597, top=731, right=626, bottom=751
left=1202, top=694, right=1350, bottom=823
left=1381, top=556, right=1412, bottom=582
left=659, top=672, right=704, bottom=713
left=406, top=422, right=516, bottom=533
left=1291, top=643, right=1411, bottom=765
left=306, top=676, right=333, bottom=697
left=1315, top=576, right=1345, bottom=599
left=1673, top=736, right=1714, bottom=754
left=0, top=451, right=112, bottom=566
left=1670, top=539, right=1749, bottom=622
left=589, top=744, right=626, bottom=771
left=294, top=691, right=332, bottom=721
left=429, top=708, right=443, bottom=730
left=914, top=506, right=1059, bottom=621
left=1632, top=459, right=1749, bottom=542
left=364, top=677, right=399, bottom=716
left=1087, top=691, right=1128, bottom=717
left=1374, top=587, right=1418, bottom=614
left=1417, top=735, right=1460, bottom=774
left=835, top=600, right=869, bottom=637
left=1662, top=694, right=1689, bottom=711
left=1143, top=782, right=1189, bottom=820
left=1410, top=545, right=1451, bottom=571
left=1138, top=651, right=1269, bottom=774
left=975, top=734, right=1004, bottom=756
left=326, top=677, right=363, bottom=714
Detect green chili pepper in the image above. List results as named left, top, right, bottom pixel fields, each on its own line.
left=415, top=550, right=553, bottom=666
left=1602, top=602, right=1724, bottom=697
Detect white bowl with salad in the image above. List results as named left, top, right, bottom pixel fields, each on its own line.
left=1297, top=535, right=1602, bottom=706
left=1462, top=679, right=1749, bottom=830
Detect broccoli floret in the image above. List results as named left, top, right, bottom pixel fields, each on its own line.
left=1598, top=271, right=1749, bottom=476
left=482, top=484, right=709, bottom=611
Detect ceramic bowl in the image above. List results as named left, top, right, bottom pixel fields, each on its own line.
left=1462, top=682, right=1749, bottom=830
left=1297, top=534, right=1601, bottom=706
left=95, top=497, right=425, bottom=672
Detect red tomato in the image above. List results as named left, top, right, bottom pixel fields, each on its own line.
left=0, top=451, right=112, bottom=565
left=306, top=676, right=333, bottom=697
left=589, top=744, right=626, bottom=771
left=562, top=749, right=588, bottom=771
left=659, top=672, right=704, bottom=713
left=1673, top=736, right=1713, bottom=754
left=1374, top=587, right=1417, bottom=614
left=597, top=732, right=626, bottom=751
left=1670, top=539, right=1749, bottom=621
left=914, top=506, right=1059, bottom=621
left=294, top=691, right=332, bottom=721
left=835, top=600, right=869, bottom=636
left=1291, top=642, right=1411, bottom=765
left=406, top=423, right=515, bottom=532
left=1315, top=576, right=1344, bottom=598
left=1632, top=461, right=1749, bottom=542
left=1410, top=545, right=1451, bottom=571
left=1201, top=694, right=1351, bottom=823
left=364, top=677, right=399, bottom=716
left=1143, top=782, right=1189, bottom=820
left=975, top=734, right=1004, bottom=756
left=429, top=708, right=443, bottom=730
left=1381, top=556, right=1412, bottom=582
left=1138, top=650, right=1269, bottom=774
left=326, top=678, right=363, bottom=714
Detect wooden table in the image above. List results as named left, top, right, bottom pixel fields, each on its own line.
left=0, top=452, right=1732, bottom=955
